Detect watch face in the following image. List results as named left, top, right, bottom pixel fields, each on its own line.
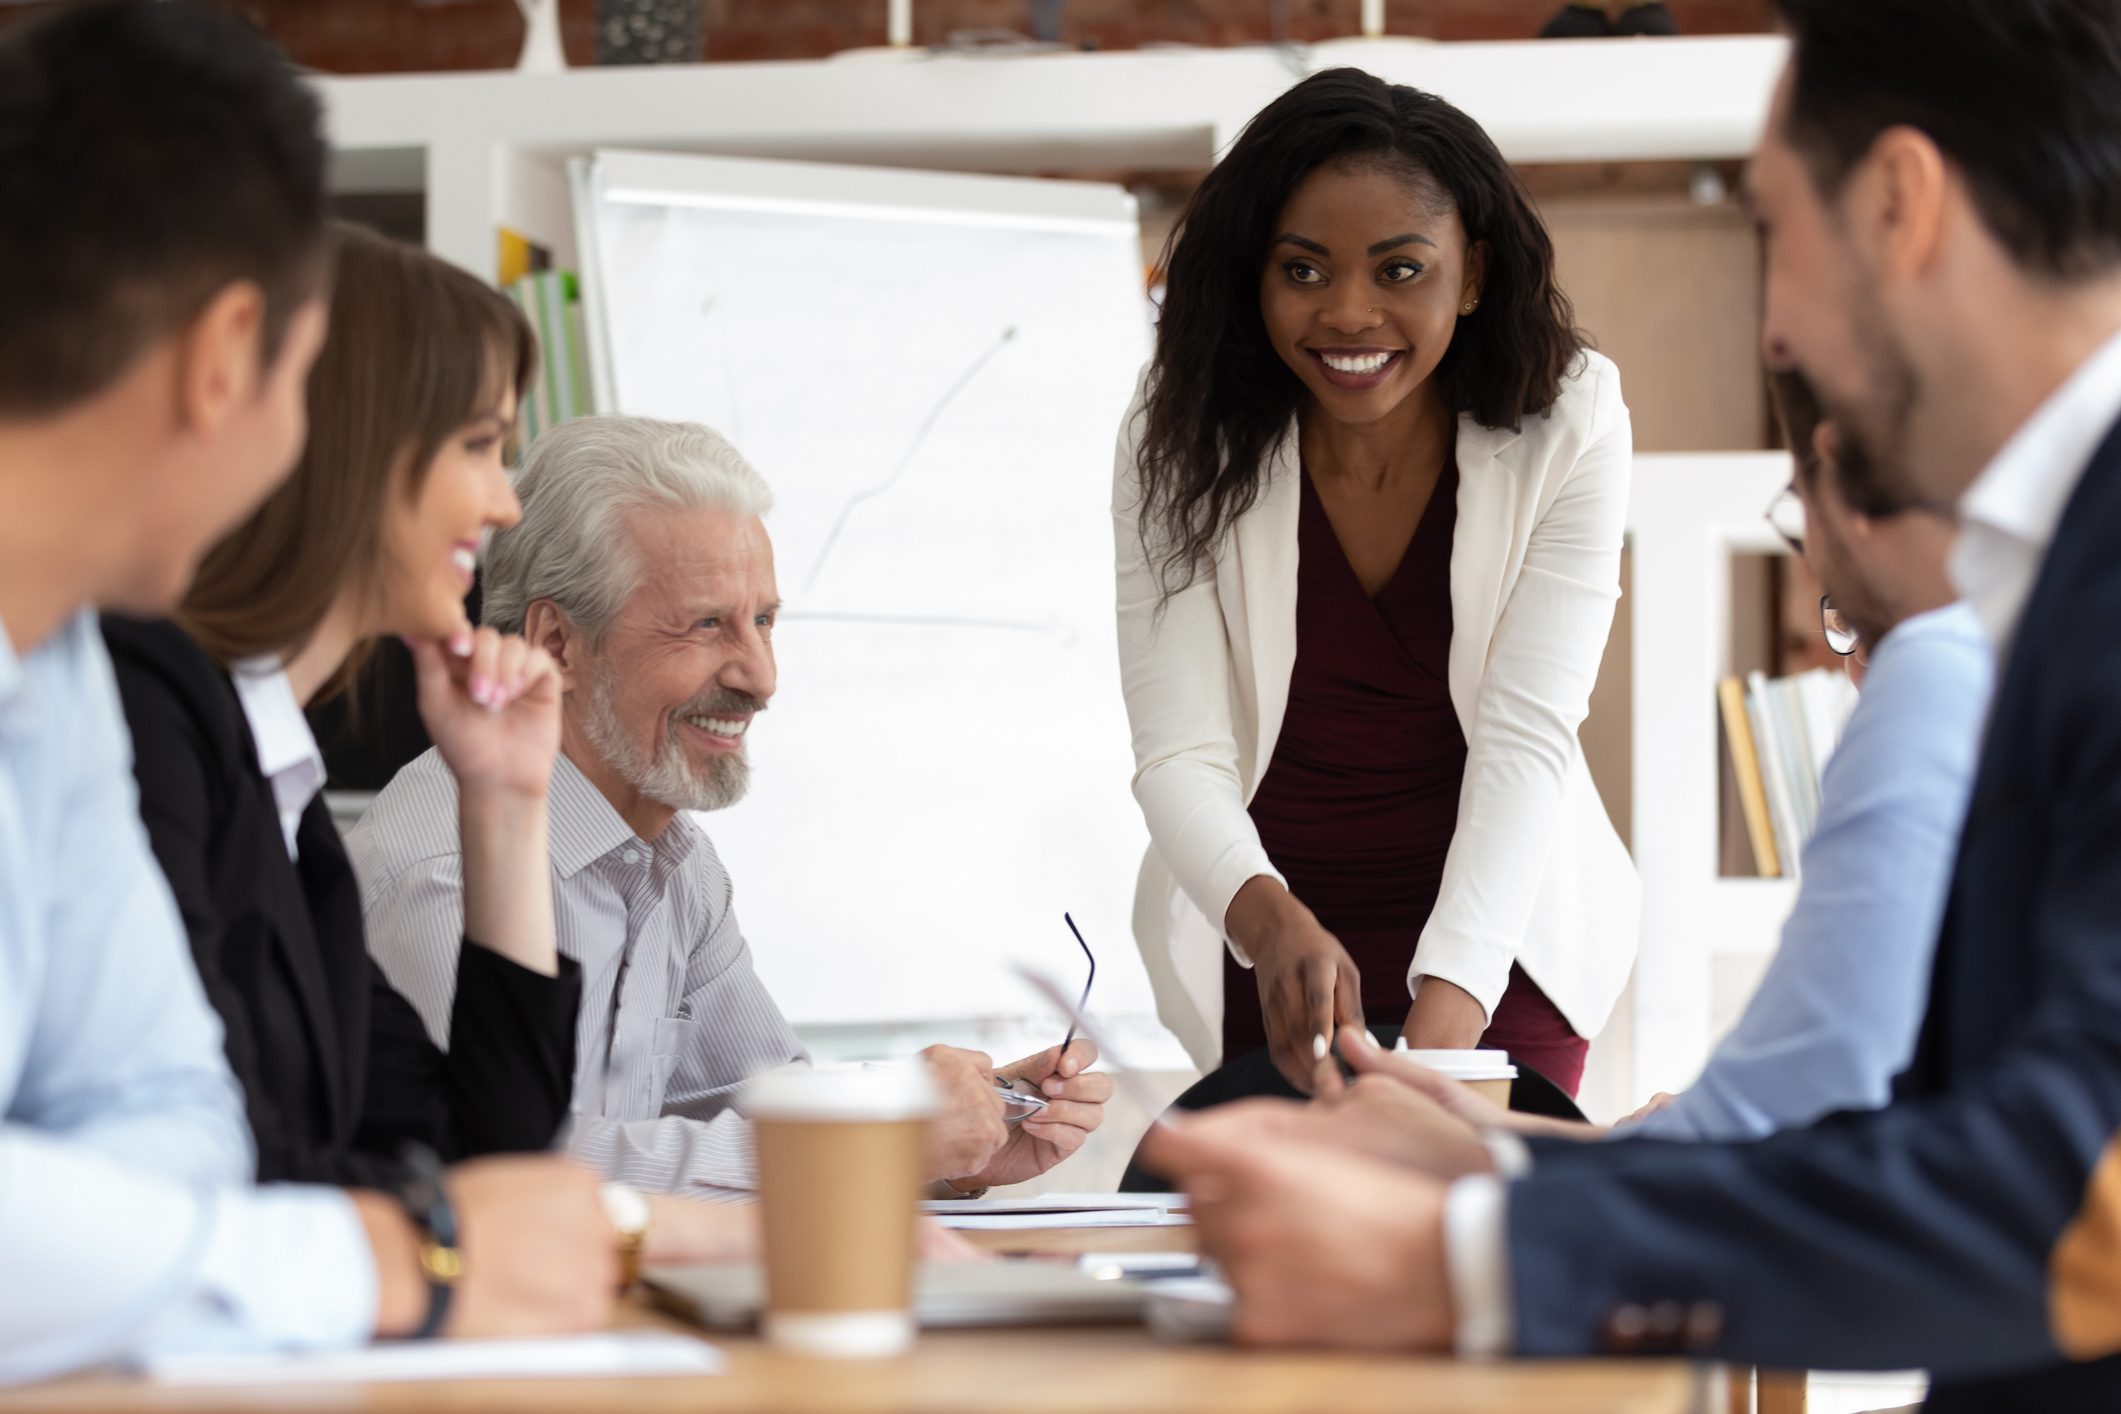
left=601, top=1180, right=651, bottom=1236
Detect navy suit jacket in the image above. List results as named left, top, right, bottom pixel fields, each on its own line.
left=1508, top=416, right=2121, bottom=1401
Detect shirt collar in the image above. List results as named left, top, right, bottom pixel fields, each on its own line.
left=549, top=750, right=647, bottom=878
left=1952, top=323, right=2121, bottom=640
left=229, top=657, right=323, bottom=782
left=229, top=656, right=327, bottom=848
left=1962, top=324, right=2121, bottom=544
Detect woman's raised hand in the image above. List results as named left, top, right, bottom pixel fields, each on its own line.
left=406, top=627, right=564, bottom=977
left=1225, top=876, right=1366, bottom=1094
left=406, top=626, right=563, bottom=804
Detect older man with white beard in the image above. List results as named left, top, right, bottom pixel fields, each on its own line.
left=352, top=415, right=1110, bottom=1202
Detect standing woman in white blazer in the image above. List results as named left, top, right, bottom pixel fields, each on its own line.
left=1116, top=69, right=1636, bottom=1098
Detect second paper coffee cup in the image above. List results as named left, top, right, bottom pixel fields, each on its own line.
left=744, top=1063, right=938, bottom=1358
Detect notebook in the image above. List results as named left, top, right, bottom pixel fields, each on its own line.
left=644, top=1260, right=1147, bottom=1331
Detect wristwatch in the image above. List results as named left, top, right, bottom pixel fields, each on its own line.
left=601, top=1181, right=651, bottom=1291
left=394, top=1144, right=462, bottom=1340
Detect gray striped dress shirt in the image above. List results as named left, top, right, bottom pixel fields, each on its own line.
left=348, top=748, right=808, bottom=1198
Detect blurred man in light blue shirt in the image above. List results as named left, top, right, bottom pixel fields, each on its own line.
left=1618, top=606, right=1988, bottom=1139
left=1617, top=372, right=1989, bottom=1142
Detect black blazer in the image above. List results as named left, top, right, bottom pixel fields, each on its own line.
left=1503, top=418, right=2121, bottom=1405
left=101, top=616, right=580, bottom=1190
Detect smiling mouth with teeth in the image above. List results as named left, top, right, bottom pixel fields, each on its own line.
left=1316, top=349, right=1401, bottom=375
left=683, top=714, right=750, bottom=739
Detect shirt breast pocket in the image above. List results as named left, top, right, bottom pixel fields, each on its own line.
left=650, top=1015, right=703, bottom=1104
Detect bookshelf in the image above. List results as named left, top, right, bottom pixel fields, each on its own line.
left=1629, top=452, right=1802, bottom=1098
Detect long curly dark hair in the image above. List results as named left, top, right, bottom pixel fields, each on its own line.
left=1135, top=68, right=1584, bottom=597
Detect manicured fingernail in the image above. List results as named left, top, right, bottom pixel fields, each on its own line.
left=1312, top=1033, right=1329, bottom=1060
left=470, top=674, right=492, bottom=704
left=1043, top=1078, right=1063, bottom=1096
left=449, top=632, right=473, bottom=656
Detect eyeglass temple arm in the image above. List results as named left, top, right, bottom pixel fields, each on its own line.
left=1060, top=912, right=1096, bottom=1054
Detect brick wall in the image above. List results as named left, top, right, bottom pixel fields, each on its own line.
left=0, top=0, right=1772, bottom=73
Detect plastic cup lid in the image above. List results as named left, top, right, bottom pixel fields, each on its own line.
left=1393, top=1046, right=1519, bottom=1080
left=743, top=1062, right=939, bottom=1121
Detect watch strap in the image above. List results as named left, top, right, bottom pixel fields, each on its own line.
left=395, top=1143, right=462, bottom=1340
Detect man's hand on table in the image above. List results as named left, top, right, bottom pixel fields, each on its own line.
left=1142, top=1117, right=1457, bottom=1350
left=355, top=1155, right=616, bottom=1339
left=923, top=1040, right=1113, bottom=1191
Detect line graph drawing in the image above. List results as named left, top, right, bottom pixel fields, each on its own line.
left=586, top=168, right=1156, bottom=1031
left=780, top=609, right=1076, bottom=646
left=800, top=324, right=1016, bottom=594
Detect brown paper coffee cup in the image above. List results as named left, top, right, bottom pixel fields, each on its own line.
left=744, top=1065, right=937, bottom=1358
left=1465, top=1077, right=1513, bottom=1108
left=1396, top=1047, right=1519, bottom=1110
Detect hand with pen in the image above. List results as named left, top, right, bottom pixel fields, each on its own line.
left=1138, top=1025, right=1505, bottom=1351
left=923, top=1039, right=1114, bottom=1191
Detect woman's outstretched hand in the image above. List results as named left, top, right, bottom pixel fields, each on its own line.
left=1225, top=876, right=1365, bottom=1094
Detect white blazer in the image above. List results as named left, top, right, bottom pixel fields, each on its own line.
left=1113, top=350, right=1639, bottom=1072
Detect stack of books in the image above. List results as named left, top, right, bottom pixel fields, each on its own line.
left=506, top=269, right=592, bottom=443
left=1718, top=667, right=1859, bottom=878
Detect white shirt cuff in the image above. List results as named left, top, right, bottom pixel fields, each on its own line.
left=1442, top=1171, right=1516, bottom=1359
left=136, top=1185, right=377, bottom=1360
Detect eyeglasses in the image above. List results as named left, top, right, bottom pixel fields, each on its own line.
left=1822, top=595, right=1859, bottom=656
left=1058, top=912, right=1096, bottom=1053
left=1767, top=482, right=1807, bottom=556
left=993, top=914, right=1096, bottom=1124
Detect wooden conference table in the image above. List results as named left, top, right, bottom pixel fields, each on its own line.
left=0, top=1226, right=1701, bottom=1414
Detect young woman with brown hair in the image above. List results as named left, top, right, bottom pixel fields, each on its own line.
left=101, top=222, right=579, bottom=1188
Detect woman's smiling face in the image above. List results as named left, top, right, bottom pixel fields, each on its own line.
left=1259, top=158, right=1485, bottom=428
left=375, top=373, right=521, bottom=642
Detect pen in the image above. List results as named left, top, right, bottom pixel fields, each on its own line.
left=993, top=1076, right=1050, bottom=1122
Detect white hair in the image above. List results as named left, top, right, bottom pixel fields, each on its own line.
left=484, top=414, right=773, bottom=639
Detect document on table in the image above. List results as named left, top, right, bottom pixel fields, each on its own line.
left=145, top=1332, right=724, bottom=1386
left=921, top=1194, right=1193, bottom=1230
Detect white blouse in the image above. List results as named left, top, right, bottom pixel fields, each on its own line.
left=229, top=656, right=327, bottom=861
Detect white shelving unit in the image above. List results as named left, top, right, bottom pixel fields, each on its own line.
left=315, top=35, right=1798, bottom=1099
left=315, top=34, right=1786, bottom=283
left=1630, top=453, right=1801, bottom=1097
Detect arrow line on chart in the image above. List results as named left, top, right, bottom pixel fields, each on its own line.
left=801, top=325, right=1017, bottom=595
left=780, top=608, right=1074, bottom=645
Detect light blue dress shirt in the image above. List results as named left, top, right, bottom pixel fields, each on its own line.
left=0, top=610, right=373, bottom=1385
left=1619, top=601, right=1994, bottom=1142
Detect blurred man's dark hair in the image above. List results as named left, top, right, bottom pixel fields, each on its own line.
left=1775, top=0, right=2121, bottom=280
left=0, top=1, right=330, bottom=415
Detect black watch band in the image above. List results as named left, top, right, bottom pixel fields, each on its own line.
left=393, top=1143, right=462, bottom=1340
